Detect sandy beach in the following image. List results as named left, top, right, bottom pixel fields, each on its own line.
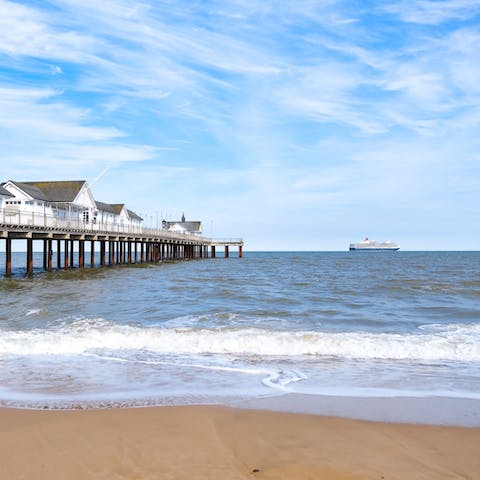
left=1, top=405, right=479, bottom=480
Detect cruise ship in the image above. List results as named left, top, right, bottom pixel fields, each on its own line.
left=349, top=237, right=399, bottom=251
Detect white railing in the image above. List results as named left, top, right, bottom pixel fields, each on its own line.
left=0, top=206, right=213, bottom=243
left=210, top=238, right=244, bottom=244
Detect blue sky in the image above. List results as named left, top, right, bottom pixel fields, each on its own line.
left=0, top=0, right=479, bottom=250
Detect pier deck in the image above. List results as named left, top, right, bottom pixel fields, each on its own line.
left=1, top=218, right=243, bottom=276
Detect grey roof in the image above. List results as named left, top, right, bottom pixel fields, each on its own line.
left=96, top=201, right=143, bottom=221
left=10, top=181, right=86, bottom=202
left=164, top=221, right=202, bottom=232
left=0, top=185, right=14, bottom=197
left=109, top=204, right=126, bottom=215
left=127, top=209, right=143, bottom=221
left=95, top=201, right=119, bottom=214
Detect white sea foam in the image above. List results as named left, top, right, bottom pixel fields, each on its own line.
left=1, top=319, right=480, bottom=362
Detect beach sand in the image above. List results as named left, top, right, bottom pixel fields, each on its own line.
left=1, top=405, right=479, bottom=480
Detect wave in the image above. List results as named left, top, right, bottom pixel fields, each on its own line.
left=1, top=318, right=479, bottom=362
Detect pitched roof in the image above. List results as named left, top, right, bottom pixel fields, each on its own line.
left=109, top=203, right=126, bottom=215
left=95, top=201, right=118, bottom=214
left=96, top=201, right=143, bottom=221
left=127, top=209, right=143, bottom=221
left=11, top=181, right=86, bottom=202
left=0, top=185, right=14, bottom=197
left=164, top=221, right=201, bottom=232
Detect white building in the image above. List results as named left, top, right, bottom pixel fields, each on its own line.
left=162, top=213, right=202, bottom=235
left=0, top=180, right=143, bottom=233
left=95, top=202, right=143, bottom=232
left=0, top=185, right=14, bottom=210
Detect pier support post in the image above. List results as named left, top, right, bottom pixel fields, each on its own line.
left=90, top=241, right=95, bottom=267
left=43, top=239, right=47, bottom=270
left=79, top=240, right=84, bottom=268
left=64, top=240, right=69, bottom=269
left=47, top=239, right=53, bottom=272
left=70, top=240, right=74, bottom=268
left=128, top=241, right=132, bottom=264
left=141, top=242, right=144, bottom=263
left=57, top=240, right=61, bottom=269
left=239, top=245, right=243, bottom=258
left=134, top=242, right=137, bottom=264
left=27, top=238, right=33, bottom=274
left=211, top=246, right=216, bottom=258
left=5, top=237, right=12, bottom=277
left=100, top=241, right=106, bottom=266
left=224, top=245, right=229, bottom=258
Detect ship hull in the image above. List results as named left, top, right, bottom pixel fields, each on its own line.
left=349, top=247, right=399, bottom=251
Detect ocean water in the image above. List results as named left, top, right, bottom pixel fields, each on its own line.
left=0, top=251, right=479, bottom=412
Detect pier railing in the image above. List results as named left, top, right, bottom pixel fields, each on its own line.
left=209, top=238, right=244, bottom=245
left=0, top=206, right=216, bottom=243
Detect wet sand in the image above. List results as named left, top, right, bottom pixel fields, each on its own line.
left=1, top=405, right=479, bottom=479
left=235, top=393, right=480, bottom=426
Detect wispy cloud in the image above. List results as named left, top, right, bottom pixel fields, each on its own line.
left=384, top=0, right=480, bottom=25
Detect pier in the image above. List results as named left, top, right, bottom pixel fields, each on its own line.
left=1, top=210, right=243, bottom=277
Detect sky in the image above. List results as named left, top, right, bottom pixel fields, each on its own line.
left=0, top=0, right=479, bottom=251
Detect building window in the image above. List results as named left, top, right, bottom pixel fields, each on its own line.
left=82, top=210, right=89, bottom=223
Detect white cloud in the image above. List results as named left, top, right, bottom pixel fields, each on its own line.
left=0, top=0, right=97, bottom=61
left=385, top=0, right=480, bottom=24
left=50, top=65, right=63, bottom=75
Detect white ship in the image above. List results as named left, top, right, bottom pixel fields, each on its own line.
left=349, top=237, right=399, bottom=251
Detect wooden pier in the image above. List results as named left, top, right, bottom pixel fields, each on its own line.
left=1, top=223, right=243, bottom=277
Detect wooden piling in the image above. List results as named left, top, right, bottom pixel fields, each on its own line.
left=79, top=240, right=84, bottom=268
left=100, top=241, right=106, bottom=266
left=43, top=239, right=47, bottom=270
left=57, top=240, right=61, bottom=269
left=27, top=238, right=33, bottom=274
left=70, top=240, right=74, bottom=267
left=90, top=240, right=95, bottom=267
left=47, top=239, right=53, bottom=272
left=5, top=237, right=12, bottom=277
left=64, top=240, right=69, bottom=269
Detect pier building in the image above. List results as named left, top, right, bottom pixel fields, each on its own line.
left=1, top=179, right=243, bottom=276
left=163, top=213, right=202, bottom=235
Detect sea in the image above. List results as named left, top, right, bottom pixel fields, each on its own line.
left=0, top=251, right=479, bottom=423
